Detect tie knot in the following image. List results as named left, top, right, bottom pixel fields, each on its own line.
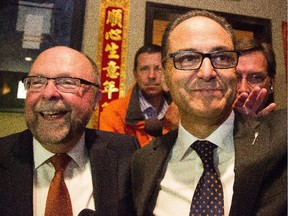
left=192, top=140, right=217, bottom=169
left=49, top=154, right=71, bottom=172
left=145, top=107, right=158, bottom=118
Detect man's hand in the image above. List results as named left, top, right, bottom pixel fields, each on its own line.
left=233, top=86, right=276, bottom=117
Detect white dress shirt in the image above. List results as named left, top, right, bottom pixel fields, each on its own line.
left=33, top=133, right=95, bottom=216
left=153, top=111, right=235, bottom=216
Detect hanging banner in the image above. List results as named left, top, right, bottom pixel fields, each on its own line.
left=88, top=0, right=130, bottom=129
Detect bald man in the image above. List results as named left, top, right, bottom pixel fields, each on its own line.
left=0, top=46, right=139, bottom=216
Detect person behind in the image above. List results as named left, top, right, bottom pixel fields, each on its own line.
left=233, top=38, right=276, bottom=117
left=0, top=46, right=139, bottom=216
left=131, top=10, right=286, bottom=216
left=99, top=44, right=171, bottom=147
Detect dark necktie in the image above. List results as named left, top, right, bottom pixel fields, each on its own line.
left=190, top=140, right=224, bottom=216
left=146, top=107, right=157, bottom=118
left=45, top=153, right=73, bottom=216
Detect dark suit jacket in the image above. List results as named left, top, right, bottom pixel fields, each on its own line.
left=0, top=128, right=140, bottom=216
left=132, top=110, right=287, bottom=216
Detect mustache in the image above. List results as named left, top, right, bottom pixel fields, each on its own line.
left=188, top=79, right=225, bottom=90
left=144, top=81, right=161, bottom=86
left=34, top=100, right=71, bottom=113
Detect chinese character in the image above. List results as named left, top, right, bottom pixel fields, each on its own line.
left=105, top=42, right=120, bottom=59
left=103, top=61, right=120, bottom=79
left=105, top=29, right=122, bottom=41
left=102, top=80, right=119, bottom=99
left=106, top=9, right=123, bottom=28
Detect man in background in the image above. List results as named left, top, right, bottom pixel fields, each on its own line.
left=233, top=38, right=276, bottom=117
left=0, top=46, right=139, bottom=216
left=99, top=44, right=171, bottom=146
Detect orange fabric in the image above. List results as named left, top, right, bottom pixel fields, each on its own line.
left=99, top=87, right=153, bottom=147
left=45, top=154, right=72, bottom=216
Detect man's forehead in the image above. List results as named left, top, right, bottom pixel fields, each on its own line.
left=169, top=16, right=233, bottom=52
left=137, top=53, right=161, bottom=64
left=31, top=51, right=94, bottom=80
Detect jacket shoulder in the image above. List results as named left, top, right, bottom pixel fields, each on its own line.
left=0, top=130, right=32, bottom=155
left=132, top=129, right=178, bottom=160
left=85, top=128, right=140, bottom=151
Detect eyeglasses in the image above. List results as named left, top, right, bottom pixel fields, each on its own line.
left=22, top=76, right=100, bottom=93
left=168, top=50, right=240, bottom=70
left=236, top=74, right=268, bottom=85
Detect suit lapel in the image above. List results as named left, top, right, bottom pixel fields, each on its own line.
left=230, top=114, right=270, bottom=216
left=85, top=130, right=118, bottom=216
left=134, top=130, right=178, bottom=215
left=0, top=130, right=34, bottom=215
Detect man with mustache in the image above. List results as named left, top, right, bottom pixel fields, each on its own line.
left=99, top=44, right=171, bottom=146
left=0, top=46, right=139, bottom=215
left=131, top=10, right=286, bottom=216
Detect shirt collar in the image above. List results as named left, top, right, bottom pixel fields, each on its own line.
left=33, top=132, right=88, bottom=169
left=138, top=89, right=168, bottom=119
left=175, top=111, right=235, bottom=160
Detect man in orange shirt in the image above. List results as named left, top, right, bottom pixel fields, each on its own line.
left=99, top=44, right=171, bottom=146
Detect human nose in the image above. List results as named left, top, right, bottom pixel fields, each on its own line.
left=148, top=69, right=156, bottom=79
left=196, top=57, right=216, bottom=81
left=41, top=80, right=61, bottom=99
left=237, top=77, right=252, bottom=94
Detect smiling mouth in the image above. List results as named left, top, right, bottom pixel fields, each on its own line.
left=40, top=111, right=68, bottom=119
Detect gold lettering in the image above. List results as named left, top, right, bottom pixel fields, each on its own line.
left=103, top=61, right=120, bottom=79
left=105, top=29, right=122, bottom=41
left=105, top=42, right=120, bottom=59
left=102, top=80, right=119, bottom=99
left=106, top=9, right=123, bottom=28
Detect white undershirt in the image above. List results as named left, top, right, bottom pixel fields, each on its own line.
left=153, top=111, right=235, bottom=216
left=33, top=133, right=95, bottom=216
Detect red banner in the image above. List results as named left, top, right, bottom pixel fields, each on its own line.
left=87, top=0, right=129, bottom=129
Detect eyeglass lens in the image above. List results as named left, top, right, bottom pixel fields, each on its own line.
left=23, top=76, right=81, bottom=93
left=171, top=51, right=239, bottom=70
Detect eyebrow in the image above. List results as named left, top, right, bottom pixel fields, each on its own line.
left=172, top=46, right=234, bottom=53
left=210, top=46, right=235, bottom=52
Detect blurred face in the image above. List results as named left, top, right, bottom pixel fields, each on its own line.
left=133, top=52, right=163, bottom=99
left=164, top=16, right=237, bottom=126
left=24, top=46, right=100, bottom=152
left=236, top=51, right=274, bottom=105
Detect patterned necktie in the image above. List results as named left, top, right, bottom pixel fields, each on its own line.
left=190, top=140, right=224, bottom=216
left=45, top=154, right=73, bottom=216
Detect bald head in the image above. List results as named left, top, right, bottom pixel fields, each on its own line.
left=30, top=46, right=99, bottom=85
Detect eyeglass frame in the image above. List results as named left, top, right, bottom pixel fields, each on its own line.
left=167, top=50, right=241, bottom=70
left=22, top=76, right=100, bottom=93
